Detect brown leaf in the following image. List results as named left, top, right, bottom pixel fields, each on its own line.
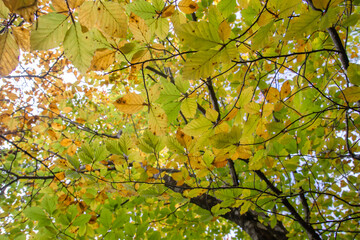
left=11, top=26, right=30, bottom=51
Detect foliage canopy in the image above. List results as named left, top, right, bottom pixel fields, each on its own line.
left=1, top=0, right=360, bottom=239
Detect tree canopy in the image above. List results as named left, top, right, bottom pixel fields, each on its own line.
left=1, top=0, right=360, bottom=239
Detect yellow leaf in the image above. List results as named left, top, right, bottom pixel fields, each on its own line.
left=176, top=129, right=192, bottom=148
left=60, top=138, right=73, bottom=147
left=312, top=0, right=329, bottom=9
left=78, top=1, right=98, bottom=30
left=90, top=49, right=116, bottom=71
left=181, top=98, right=197, bottom=119
left=129, top=14, right=151, bottom=43
left=161, top=5, right=175, bottom=18
left=149, top=105, right=168, bottom=135
left=95, top=1, right=127, bottom=38
left=218, top=20, right=231, bottom=42
left=183, top=189, right=206, bottom=198
left=113, top=93, right=145, bottom=114
left=52, top=0, right=84, bottom=12
left=52, top=0, right=67, bottom=12
left=0, top=31, right=19, bottom=76
left=67, top=144, right=78, bottom=156
left=244, top=102, right=260, bottom=115
left=224, top=108, right=238, bottom=121
left=146, top=167, right=160, bottom=177
left=205, top=108, right=219, bottom=122
left=232, top=146, right=252, bottom=160
left=262, top=103, right=274, bottom=117
left=178, top=0, right=199, bottom=14
left=55, top=172, right=65, bottom=180
left=62, top=107, right=73, bottom=113
left=341, top=86, right=360, bottom=102
left=280, top=81, right=291, bottom=99
left=52, top=122, right=64, bottom=131
left=11, top=26, right=30, bottom=51
left=256, top=119, right=268, bottom=139
left=264, top=87, right=280, bottom=103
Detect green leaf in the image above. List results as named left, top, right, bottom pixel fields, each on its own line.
left=181, top=98, right=197, bottom=118
left=30, top=13, right=69, bottom=51
left=248, top=149, right=265, bottom=170
left=67, top=154, right=80, bottom=169
left=166, top=136, right=185, bottom=154
left=347, top=63, right=360, bottom=85
left=63, top=23, right=95, bottom=74
left=72, top=214, right=92, bottom=226
left=162, top=101, right=181, bottom=122
left=149, top=18, right=169, bottom=40
left=24, top=207, right=50, bottom=225
left=175, top=21, right=221, bottom=50
left=217, top=0, right=236, bottom=18
left=157, top=81, right=181, bottom=103
left=127, top=0, right=156, bottom=20
left=286, top=10, right=321, bottom=39
left=252, top=21, right=274, bottom=50
left=99, top=208, right=112, bottom=228
left=152, top=0, right=165, bottom=11
left=182, top=50, right=218, bottom=80
left=183, top=116, right=213, bottom=136
left=41, top=196, right=57, bottom=215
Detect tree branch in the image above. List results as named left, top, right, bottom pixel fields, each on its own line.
left=163, top=175, right=288, bottom=240
left=254, top=170, right=322, bottom=240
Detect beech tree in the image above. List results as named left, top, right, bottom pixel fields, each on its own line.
left=1, top=0, right=360, bottom=239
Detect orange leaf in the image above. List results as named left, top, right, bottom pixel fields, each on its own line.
left=51, top=122, right=64, bottom=131
left=55, top=172, right=65, bottom=180
left=60, top=138, right=72, bottom=147
left=280, top=81, right=291, bottom=99
left=264, top=87, right=280, bottom=103
left=67, top=144, right=78, bottom=156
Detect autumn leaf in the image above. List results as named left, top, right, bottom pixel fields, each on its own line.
left=60, top=138, right=73, bottom=147
left=218, top=20, right=231, bottom=42
left=161, top=5, right=175, bottom=18
left=178, top=0, right=198, bottom=14
left=264, top=87, right=280, bottom=103
left=90, top=48, right=116, bottom=71
left=0, top=31, right=19, bottom=76
left=113, top=93, right=146, bottom=114
left=11, top=26, right=30, bottom=51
